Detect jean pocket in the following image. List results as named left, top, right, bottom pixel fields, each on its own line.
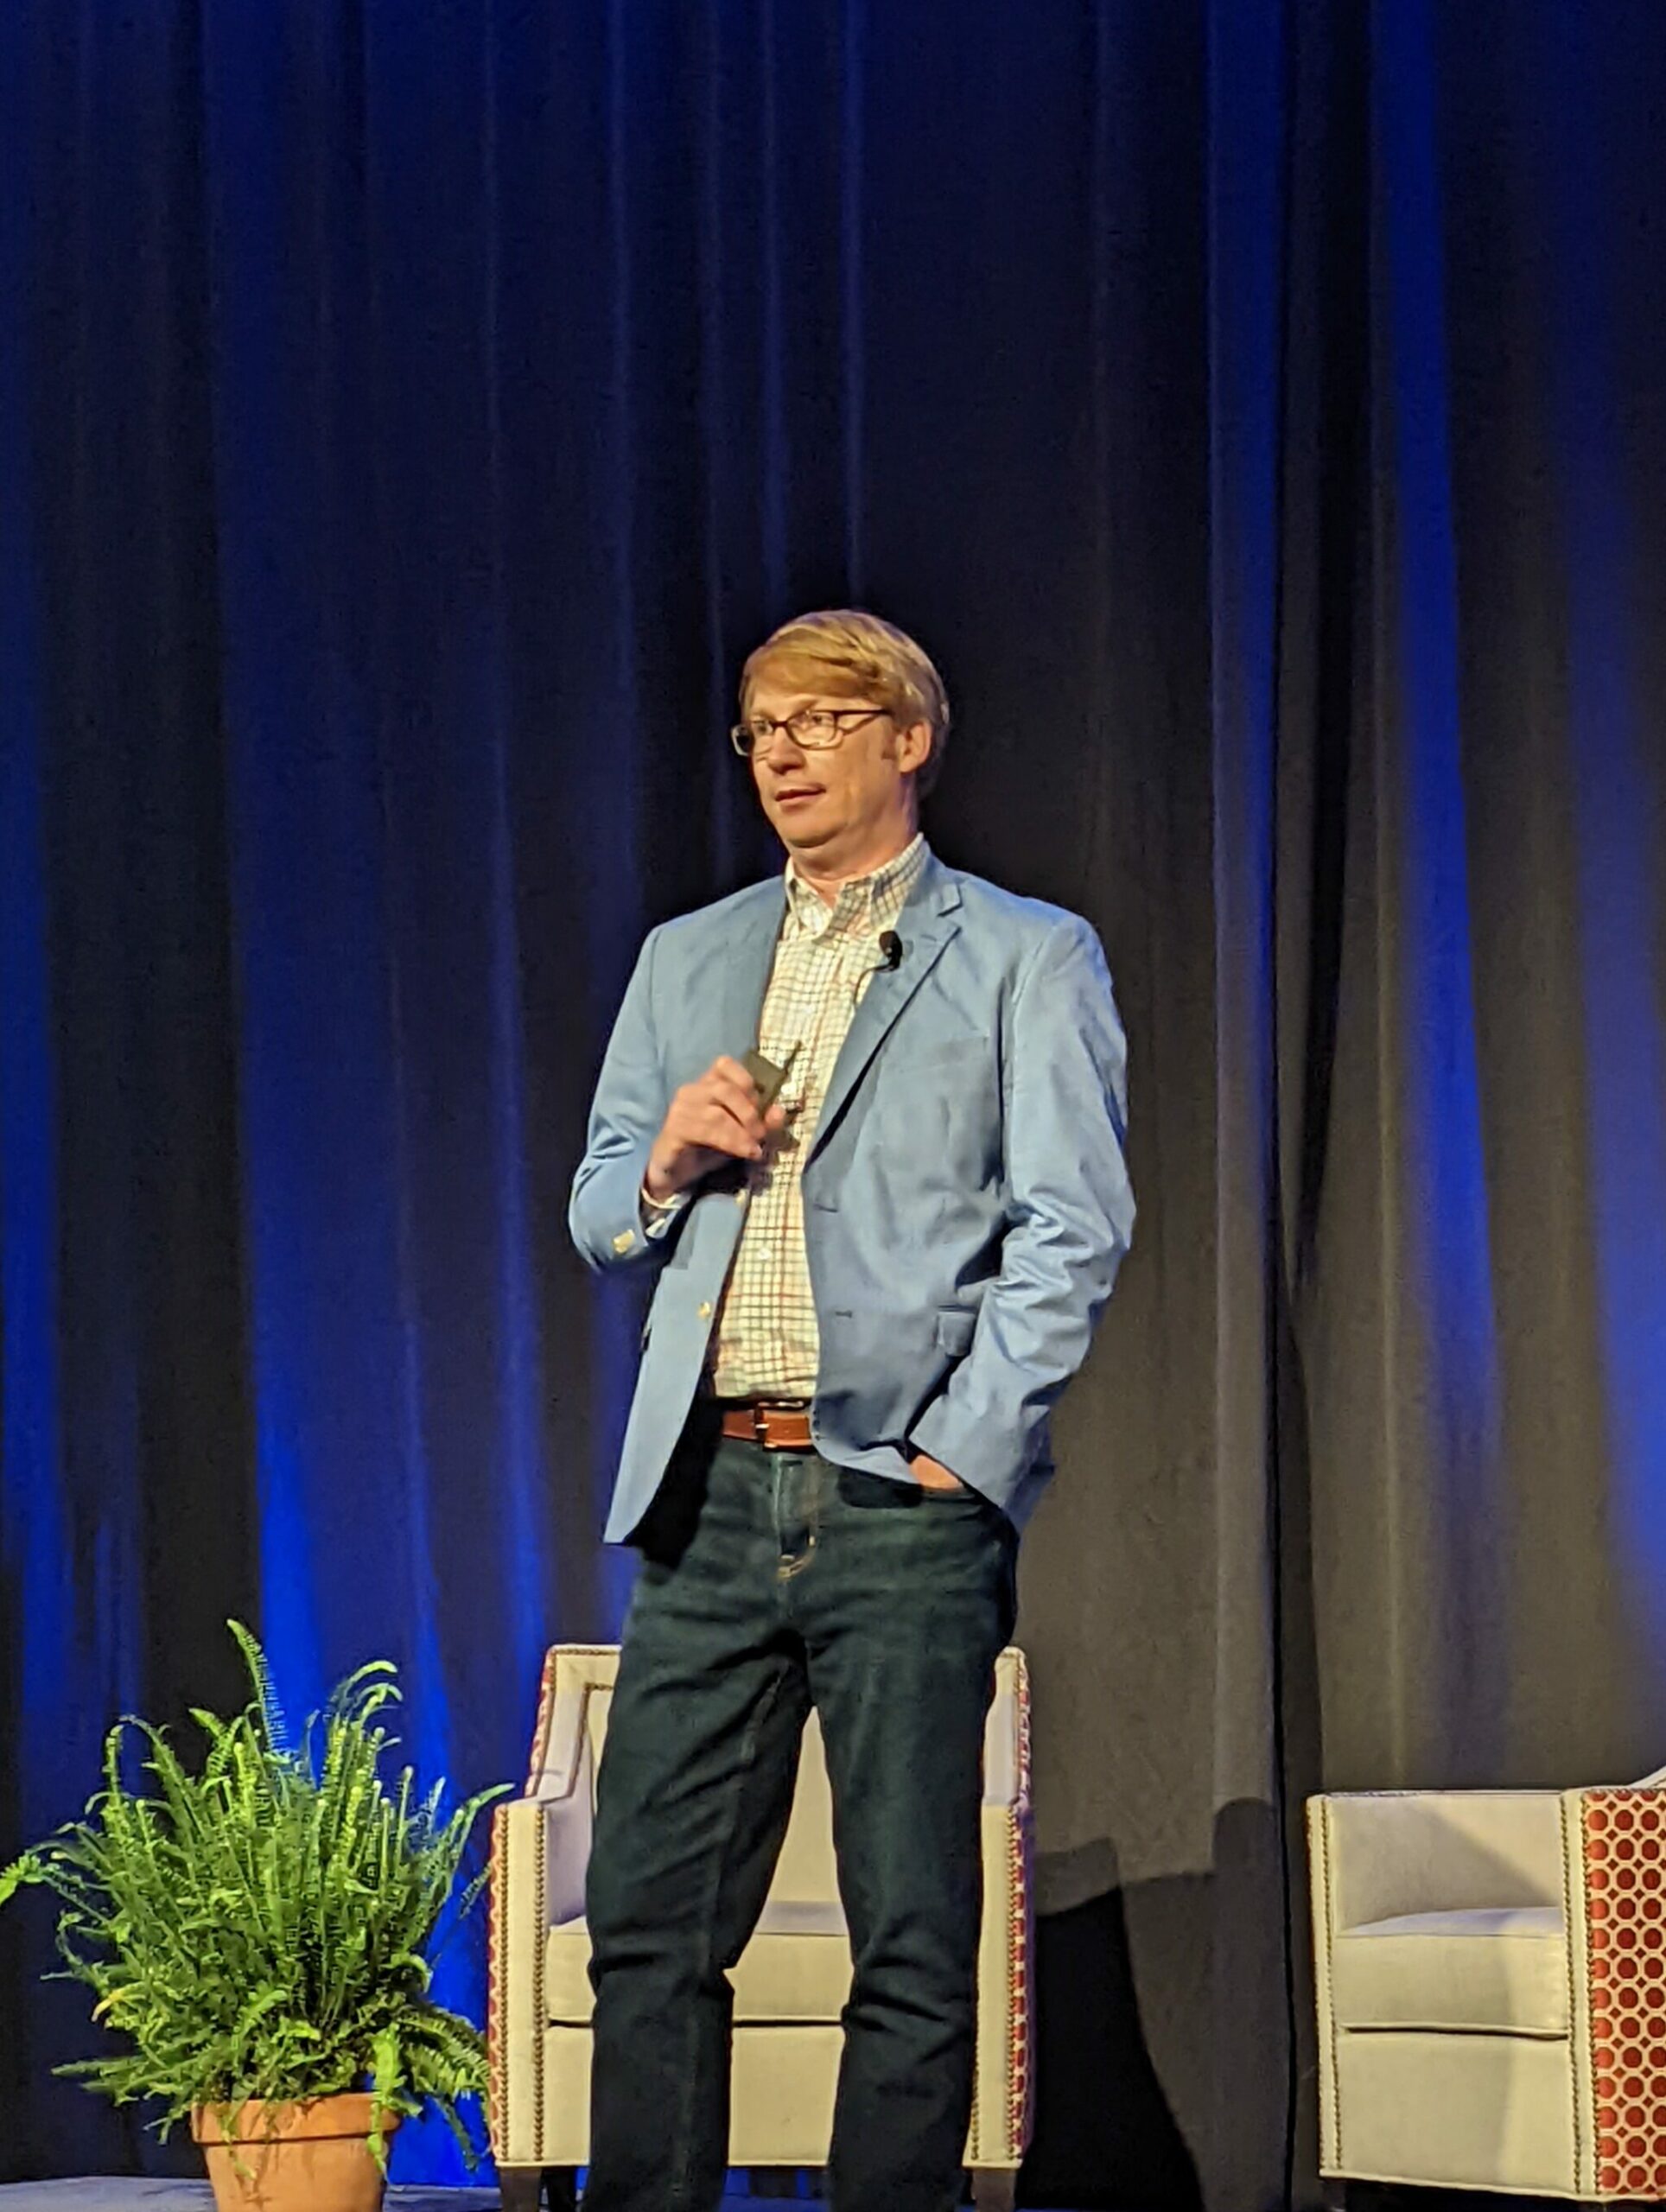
left=919, top=1477, right=989, bottom=1507
left=835, top=1465, right=924, bottom=1512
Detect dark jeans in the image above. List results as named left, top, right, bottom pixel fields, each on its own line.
left=583, top=1410, right=1017, bottom=2212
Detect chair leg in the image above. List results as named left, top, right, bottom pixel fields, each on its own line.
left=497, top=2168, right=544, bottom=2212
left=543, top=2171, right=579, bottom=2211
left=970, top=2171, right=1017, bottom=2212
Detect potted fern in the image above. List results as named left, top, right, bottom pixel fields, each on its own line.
left=0, top=1621, right=506, bottom=2212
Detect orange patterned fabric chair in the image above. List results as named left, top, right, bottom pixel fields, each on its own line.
left=1308, top=1772, right=1666, bottom=2197
left=489, top=1642, right=1033, bottom=2212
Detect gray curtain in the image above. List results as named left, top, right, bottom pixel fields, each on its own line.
left=1010, top=3, right=1666, bottom=2207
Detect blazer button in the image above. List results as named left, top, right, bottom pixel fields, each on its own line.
left=696, top=1300, right=713, bottom=1319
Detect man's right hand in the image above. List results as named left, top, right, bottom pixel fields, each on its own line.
left=643, top=1056, right=788, bottom=1205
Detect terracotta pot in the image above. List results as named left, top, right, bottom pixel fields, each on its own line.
left=191, top=2094, right=398, bottom=2212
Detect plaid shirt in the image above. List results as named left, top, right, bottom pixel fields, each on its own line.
left=709, top=833, right=929, bottom=1399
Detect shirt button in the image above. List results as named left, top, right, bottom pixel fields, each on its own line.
left=696, top=1300, right=713, bottom=1319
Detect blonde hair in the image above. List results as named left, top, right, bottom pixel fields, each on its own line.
left=741, top=608, right=952, bottom=797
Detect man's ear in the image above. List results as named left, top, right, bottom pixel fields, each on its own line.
left=896, top=719, right=933, bottom=776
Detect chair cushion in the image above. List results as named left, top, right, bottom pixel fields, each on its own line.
left=1329, top=2027, right=1577, bottom=2191
left=1331, top=1905, right=1568, bottom=2037
left=546, top=1904, right=853, bottom=2025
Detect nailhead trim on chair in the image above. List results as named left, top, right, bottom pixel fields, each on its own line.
left=525, top=1649, right=560, bottom=1793
left=487, top=1797, right=550, bottom=2167
left=1312, top=1801, right=1342, bottom=2171
left=1006, top=1803, right=1031, bottom=2158
left=487, top=1805, right=508, bottom=2151
left=1561, top=1797, right=1589, bottom=2196
left=1582, top=1790, right=1666, bottom=2198
left=531, top=1810, right=547, bottom=2160
left=1008, top=1652, right=1034, bottom=2162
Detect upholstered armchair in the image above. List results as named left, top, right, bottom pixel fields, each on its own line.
left=1309, top=1774, right=1666, bottom=2198
left=489, top=1642, right=1033, bottom=2212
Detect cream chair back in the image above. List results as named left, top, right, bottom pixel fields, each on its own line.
left=771, top=1716, right=840, bottom=1903
left=581, top=1686, right=842, bottom=1908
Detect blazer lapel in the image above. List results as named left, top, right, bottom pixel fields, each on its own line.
left=716, top=878, right=786, bottom=1056
left=807, top=861, right=963, bottom=1166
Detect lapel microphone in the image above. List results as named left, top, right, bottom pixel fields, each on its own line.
left=878, top=930, right=904, bottom=971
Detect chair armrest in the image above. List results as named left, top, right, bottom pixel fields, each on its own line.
left=489, top=1643, right=618, bottom=2173
left=486, top=1787, right=597, bottom=2168
left=542, top=1788, right=592, bottom=1928
left=1559, top=1785, right=1666, bottom=2201
left=525, top=1644, right=618, bottom=1802
left=493, top=1789, right=592, bottom=1923
left=975, top=1790, right=1033, bottom=2167
left=488, top=1799, right=549, bottom=2166
left=522, top=1669, right=598, bottom=1926
left=1312, top=1789, right=1566, bottom=1933
left=1567, top=1783, right=1666, bottom=1815
left=983, top=1647, right=1031, bottom=1811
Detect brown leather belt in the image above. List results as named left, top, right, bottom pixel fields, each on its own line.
left=718, top=1401, right=814, bottom=1451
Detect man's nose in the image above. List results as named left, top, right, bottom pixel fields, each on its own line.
left=756, top=726, right=808, bottom=765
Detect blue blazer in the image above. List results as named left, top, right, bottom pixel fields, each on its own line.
left=570, top=851, right=1134, bottom=1541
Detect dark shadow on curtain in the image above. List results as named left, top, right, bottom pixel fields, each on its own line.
left=1027, top=1802, right=1309, bottom=2212
left=1026, top=1879, right=1200, bottom=2212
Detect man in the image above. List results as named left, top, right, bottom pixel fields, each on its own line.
left=570, top=610, right=1134, bottom=2212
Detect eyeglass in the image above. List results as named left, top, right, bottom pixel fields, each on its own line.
left=728, top=706, right=891, bottom=758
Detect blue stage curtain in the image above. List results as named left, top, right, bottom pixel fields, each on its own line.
left=3, top=1, right=1664, bottom=2200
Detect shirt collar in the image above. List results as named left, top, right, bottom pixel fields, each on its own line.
left=784, top=834, right=929, bottom=942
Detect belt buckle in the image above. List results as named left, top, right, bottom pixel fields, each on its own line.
left=752, top=1403, right=773, bottom=1446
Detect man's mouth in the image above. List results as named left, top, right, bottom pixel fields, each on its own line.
left=774, top=785, right=823, bottom=804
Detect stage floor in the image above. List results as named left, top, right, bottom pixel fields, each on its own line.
left=0, top=2192, right=809, bottom=2210
left=0, top=2193, right=496, bottom=2212
left=0, top=2194, right=805, bottom=2211
left=0, top=2190, right=828, bottom=2210
left=1, top=2183, right=1055, bottom=2209
left=0, top=2187, right=1021, bottom=2210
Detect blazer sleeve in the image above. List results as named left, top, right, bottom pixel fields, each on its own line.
left=569, top=925, right=677, bottom=1274
left=907, top=914, right=1134, bottom=1510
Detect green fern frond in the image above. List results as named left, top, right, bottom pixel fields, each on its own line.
left=0, top=1623, right=509, bottom=2159
left=228, top=1619, right=291, bottom=1744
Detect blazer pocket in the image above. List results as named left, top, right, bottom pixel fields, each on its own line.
left=934, top=1309, right=976, bottom=1357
